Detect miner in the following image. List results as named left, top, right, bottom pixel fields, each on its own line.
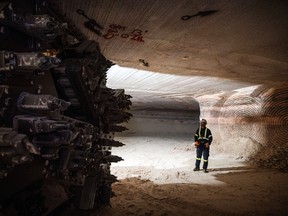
left=193, top=119, right=213, bottom=173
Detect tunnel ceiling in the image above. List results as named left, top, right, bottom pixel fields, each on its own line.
left=51, top=0, right=288, bottom=85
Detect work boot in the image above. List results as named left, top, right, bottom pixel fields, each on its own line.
left=193, top=167, right=200, bottom=171
left=204, top=169, right=209, bottom=173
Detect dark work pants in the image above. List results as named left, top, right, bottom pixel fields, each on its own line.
left=195, top=146, right=209, bottom=170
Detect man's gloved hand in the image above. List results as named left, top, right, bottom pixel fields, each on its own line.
left=205, top=143, right=209, bottom=148
left=194, top=141, right=199, bottom=147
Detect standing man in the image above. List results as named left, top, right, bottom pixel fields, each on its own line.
left=193, top=119, right=213, bottom=173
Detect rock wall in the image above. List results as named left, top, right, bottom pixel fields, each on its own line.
left=199, top=85, right=288, bottom=170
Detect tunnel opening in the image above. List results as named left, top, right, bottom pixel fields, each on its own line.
left=106, top=65, right=255, bottom=184
left=106, top=65, right=288, bottom=185
left=109, top=92, right=207, bottom=183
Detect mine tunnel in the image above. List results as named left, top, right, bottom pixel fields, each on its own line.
left=106, top=66, right=288, bottom=176
left=103, top=69, right=288, bottom=215
left=0, top=0, right=287, bottom=215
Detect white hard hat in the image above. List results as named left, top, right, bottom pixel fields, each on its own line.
left=200, top=119, right=207, bottom=124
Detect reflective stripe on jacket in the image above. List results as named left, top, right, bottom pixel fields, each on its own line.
left=194, top=127, right=213, bottom=145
